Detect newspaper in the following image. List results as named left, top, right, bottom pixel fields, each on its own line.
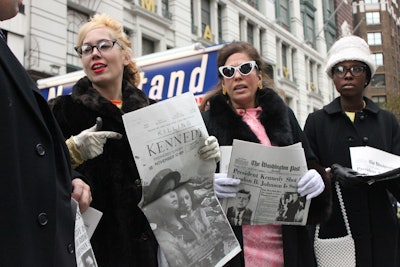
left=350, top=146, right=400, bottom=175
left=122, top=92, right=241, bottom=267
left=81, top=207, right=103, bottom=239
left=72, top=199, right=99, bottom=267
left=220, top=140, right=311, bottom=225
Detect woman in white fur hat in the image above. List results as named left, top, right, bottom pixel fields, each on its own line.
left=304, top=35, right=400, bottom=266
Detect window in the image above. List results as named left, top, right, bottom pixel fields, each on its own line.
left=18, top=3, right=25, bottom=14
left=301, top=1, right=317, bottom=47
left=366, top=12, right=380, bottom=25
left=124, top=27, right=133, bottom=42
left=367, top=32, right=382, bottom=45
left=281, top=43, right=289, bottom=79
left=304, top=13, right=315, bottom=46
left=142, top=37, right=155, bottom=55
left=373, top=53, right=383, bottom=66
left=66, top=64, right=81, bottom=73
left=276, top=0, right=290, bottom=29
left=191, top=0, right=197, bottom=34
left=161, top=0, right=171, bottom=19
left=371, top=74, right=386, bottom=87
left=371, top=95, right=386, bottom=104
left=324, top=0, right=335, bottom=19
left=322, top=0, right=336, bottom=50
left=282, top=44, right=287, bottom=67
left=247, top=23, right=254, bottom=45
left=264, top=63, right=274, bottom=80
left=244, top=0, right=259, bottom=9
left=291, top=49, right=296, bottom=82
left=218, top=5, right=223, bottom=43
left=201, top=0, right=211, bottom=34
left=259, top=29, right=265, bottom=55
left=66, top=9, right=89, bottom=72
left=325, top=31, right=336, bottom=50
left=309, top=61, right=315, bottom=85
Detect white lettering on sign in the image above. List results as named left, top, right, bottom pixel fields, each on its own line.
left=47, top=85, right=65, bottom=100
left=141, top=54, right=209, bottom=100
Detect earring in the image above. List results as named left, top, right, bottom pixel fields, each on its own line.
left=222, top=87, right=227, bottom=95
left=258, top=81, right=263, bottom=90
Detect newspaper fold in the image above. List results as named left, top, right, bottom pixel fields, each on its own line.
left=122, top=92, right=241, bottom=267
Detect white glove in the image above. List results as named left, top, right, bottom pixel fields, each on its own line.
left=198, top=136, right=221, bottom=162
left=214, top=173, right=241, bottom=198
left=72, top=118, right=122, bottom=160
left=297, top=169, right=325, bottom=200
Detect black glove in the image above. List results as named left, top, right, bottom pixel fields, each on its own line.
left=331, top=163, right=400, bottom=186
left=330, top=164, right=365, bottom=187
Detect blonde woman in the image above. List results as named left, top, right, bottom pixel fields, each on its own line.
left=50, top=13, right=158, bottom=266
left=50, top=13, right=219, bottom=266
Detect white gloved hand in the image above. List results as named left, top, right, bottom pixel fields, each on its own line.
left=214, top=173, right=241, bottom=198
left=198, top=136, right=221, bottom=162
left=72, top=117, right=122, bottom=160
left=297, top=169, right=325, bottom=200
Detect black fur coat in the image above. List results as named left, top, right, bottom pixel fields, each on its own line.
left=202, top=88, right=331, bottom=267
left=50, top=77, right=158, bottom=267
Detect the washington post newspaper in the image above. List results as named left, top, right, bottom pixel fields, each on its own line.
left=220, top=140, right=311, bottom=226
left=350, top=146, right=400, bottom=175
left=122, top=92, right=241, bottom=267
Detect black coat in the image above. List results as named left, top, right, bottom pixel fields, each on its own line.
left=202, top=88, right=331, bottom=267
left=227, top=207, right=253, bottom=225
left=304, top=97, right=400, bottom=267
left=0, top=37, right=77, bottom=266
left=50, top=77, right=158, bottom=267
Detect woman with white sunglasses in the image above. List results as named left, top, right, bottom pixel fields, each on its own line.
left=202, top=41, right=331, bottom=267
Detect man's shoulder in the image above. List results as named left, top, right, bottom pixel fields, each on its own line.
left=48, top=94, right=75, bottom=112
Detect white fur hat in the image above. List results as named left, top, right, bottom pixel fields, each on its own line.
left=325, top=35, right=376, bottom=78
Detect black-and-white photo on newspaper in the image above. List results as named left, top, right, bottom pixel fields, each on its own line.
left=220, top=139, right=311, bottom=226
left=73, top=199, right=98, bottom=267
left=122, top=93, right=241, bottom=267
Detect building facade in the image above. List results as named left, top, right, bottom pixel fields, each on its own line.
left=0, top=0, right=340, bottom=126
left=353, top=0, right=400, bottom=106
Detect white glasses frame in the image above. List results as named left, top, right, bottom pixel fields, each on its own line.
left=218, top=61, right=258, bottom=79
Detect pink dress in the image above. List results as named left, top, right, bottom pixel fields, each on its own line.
left=237, top=107, right=284, bottom=267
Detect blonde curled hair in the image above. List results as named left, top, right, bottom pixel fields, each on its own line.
left=76, top=13, right=140, bottom=86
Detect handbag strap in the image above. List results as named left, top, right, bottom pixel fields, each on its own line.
left=315, top=181, right=352, bottom=237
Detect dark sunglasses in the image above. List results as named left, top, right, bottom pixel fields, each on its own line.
left=332, top=65, right=367, bottom=78
left=218, top=61, right=258, bottom=79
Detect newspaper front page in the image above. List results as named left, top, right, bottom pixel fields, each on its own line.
left=220, top=140, right=311, bottom=226
left=122, top=92, right=241, bottom=267
left=350, top=146, right=400, bottom=175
